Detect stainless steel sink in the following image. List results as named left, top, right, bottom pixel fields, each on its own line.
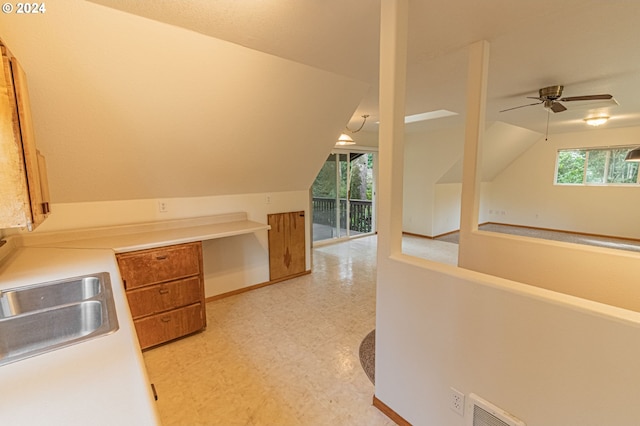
left=0, top=272, right=119, bottom=367
left=0, top=276, right=101, bottom=318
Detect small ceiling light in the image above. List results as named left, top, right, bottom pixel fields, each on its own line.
left=624, top=146, right=640, bottom=162
left=584, top=116, right=609, bottom=127
left=336, top=114, right=369, bottom=146
left=336, top=133, right=355, bottom=145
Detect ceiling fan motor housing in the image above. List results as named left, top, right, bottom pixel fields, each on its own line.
left=539, top=85, right=563, bottom=100
left=500, top=85, right=612, bottom=114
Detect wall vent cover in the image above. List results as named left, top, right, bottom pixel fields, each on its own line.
left=466, top=393, right=526, bottom=426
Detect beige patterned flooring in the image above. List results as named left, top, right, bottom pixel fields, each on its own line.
left=143, top=235, right=398, bottom=425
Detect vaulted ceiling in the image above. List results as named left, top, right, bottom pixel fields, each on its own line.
left=1, top=1, right=639, bottom=203
left=0, top=0, right=368, bottom=202
left=88, top=0, right=640, bottom=135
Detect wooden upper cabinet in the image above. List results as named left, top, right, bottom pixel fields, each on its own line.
left=0, top=39, right=50, bottom=231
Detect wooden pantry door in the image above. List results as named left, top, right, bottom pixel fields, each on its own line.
left=267, top=211, right=306, bottom=281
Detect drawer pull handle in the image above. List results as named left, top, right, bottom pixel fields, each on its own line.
left=161, top=317, right=172, bottom=323
left=158, top=288, right=170, bottom=295
left=155, top=255, right=168, bottom=260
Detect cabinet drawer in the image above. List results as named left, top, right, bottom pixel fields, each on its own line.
left=117, top=242, right=202, bottom=289
left=134, top=303, right=204, bottom=350
left=126, top=276, right=202, bottom=319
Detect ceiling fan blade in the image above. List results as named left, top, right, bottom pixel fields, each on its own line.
left=550, top=101, right=567, bottom=113
left=560, top=94, right=613, bottom=102
left=499, top=101, right=543, bottom=113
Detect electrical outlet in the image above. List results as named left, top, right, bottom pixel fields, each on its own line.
left=450, top=387, right=465, bottom=416
left=158, top=201, right=168, bottom=213
left=265, top=194, right=272, bottom=204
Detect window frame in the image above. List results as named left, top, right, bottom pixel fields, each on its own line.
left=554, top=146, right=640, bottom=186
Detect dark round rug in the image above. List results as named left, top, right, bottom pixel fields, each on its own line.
left=359, top=329, right=375, bottom=384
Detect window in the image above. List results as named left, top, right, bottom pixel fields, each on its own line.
left=555, top=147, right=639, bottom=185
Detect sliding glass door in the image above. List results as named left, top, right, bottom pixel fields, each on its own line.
left=312, top=150, right=376, bottom=243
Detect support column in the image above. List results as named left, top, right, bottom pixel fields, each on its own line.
left=459, top=40, right=490, bottom=266
left=377, top=0, right=408, bottom=260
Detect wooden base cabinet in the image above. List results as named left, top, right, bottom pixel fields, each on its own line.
left=117, top=242, right=206, bottom=350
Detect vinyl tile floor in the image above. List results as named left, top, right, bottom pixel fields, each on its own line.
left=143, top=235, right=397, bottom=426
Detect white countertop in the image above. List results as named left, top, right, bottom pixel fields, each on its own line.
left=47, top=219, right=270, bottom=253
left=16, top=212, right=271, bottom=253
left=0, top=247, right=160, bottom=425
left=0, top=213, right=270, bottom=425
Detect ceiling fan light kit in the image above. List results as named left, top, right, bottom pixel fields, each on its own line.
left=584, top=116, right=609, bottom=126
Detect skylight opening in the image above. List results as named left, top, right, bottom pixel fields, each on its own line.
left=404, top=109, right=458, bottom=123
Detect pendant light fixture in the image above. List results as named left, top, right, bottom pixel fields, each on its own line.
left=336, top=133, right=355, bottom=145
left=336, top=114, right=369, bottom=146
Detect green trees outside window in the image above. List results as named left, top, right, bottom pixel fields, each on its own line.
left=556, top=150, right=586, bottom=184
left=555, top=147, right=639, bottom=185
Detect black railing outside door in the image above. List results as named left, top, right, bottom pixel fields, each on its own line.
left=312, top=197, right=373, bottom=234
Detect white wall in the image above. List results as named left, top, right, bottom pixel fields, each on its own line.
left=485, top=125, right=640, bottom=239
left=404, top=124, right=640, bottom=239
left=402, top=121, right=537, bottom=238
left=433, top=182, right=491, bottom=236
left=9, top=191, right=310, bottom=298
left=403, top=127, right=464, bottom=236
left=376, top=255, right=640, bottom=426
left=484, top=127, right=640, bottom=238
left=459, top=228, right=640, bottom=312
left=0, top=0, right=367, bottom=204
left=377, top=5, right=640, bottom=425
left=432, top=183, right=460, bottom=235
left=403, top=123, right=640, bottom=239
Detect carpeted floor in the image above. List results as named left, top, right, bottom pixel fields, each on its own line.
left=359, top=329, right=375, bottom=384
left=436, top=223, right=640, bottom=253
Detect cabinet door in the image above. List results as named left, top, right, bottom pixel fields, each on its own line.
left=0, top=42, right=49, bottom=230
left=268, top=211, right=306, bottom=280
left=0, top=47, right=31, bottom=228
left=11, top=57, right=48, bottom=227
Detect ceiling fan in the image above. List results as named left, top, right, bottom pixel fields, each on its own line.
left=500, top=85, right=613, bottom=113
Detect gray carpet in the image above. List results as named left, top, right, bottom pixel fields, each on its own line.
left=436, top=223, right=640, bottom=253
left=359, top=329, right=375, bottom=384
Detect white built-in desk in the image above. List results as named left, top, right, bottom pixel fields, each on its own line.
left=19, top=212, right=270, bottom=252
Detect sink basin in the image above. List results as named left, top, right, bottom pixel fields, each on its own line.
left=0, top=276, right=101, bottom=318
left=0, top=273, right=119, bottom=367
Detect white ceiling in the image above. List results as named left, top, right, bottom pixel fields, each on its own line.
left=88, top=0, right=640, bottom=135
left=2, top=1, right=639, bottom=204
